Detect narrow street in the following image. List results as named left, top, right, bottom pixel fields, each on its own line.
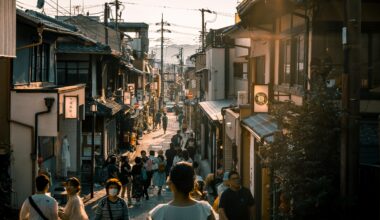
left=84, top=112, right=179, bottom=219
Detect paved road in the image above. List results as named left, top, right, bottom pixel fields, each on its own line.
left=84, top=112, right=179, bottom=220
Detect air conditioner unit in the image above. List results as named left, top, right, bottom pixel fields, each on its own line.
left=237, top=91, right=248, bottom=105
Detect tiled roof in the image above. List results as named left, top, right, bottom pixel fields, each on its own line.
left=199, top=100, right=234, bottom=122
left=17, top=9, right=77, bottom=32
left=86, top=99, right=125, bottom=116
left=242, top=113, right=278, bottom=143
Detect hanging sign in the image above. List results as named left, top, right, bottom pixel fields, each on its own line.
left=64, top=96, right=78, bottom=119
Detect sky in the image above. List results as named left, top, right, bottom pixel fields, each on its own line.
left=17, top=0, right=240, bottom=47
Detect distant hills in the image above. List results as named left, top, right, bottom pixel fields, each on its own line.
left=149, top=44, right=200, bottom=67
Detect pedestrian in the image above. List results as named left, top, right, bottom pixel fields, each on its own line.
left=94, top=178, right=130, bottom=220
left=153, top=154, right=167, bottom=196
left=171, top=130, right=183, bottom=148
left=131, top=157, right=145, bottom=204
left=154, top=111, right=162, bottom=130
left=162, top=112, right=168, bottom=134
left=172, top=148, right=183, bottom=166
left=107, top=155, right=119, bottom=179
left=181, top=150, right=193, bottom=164
left=119, top=156, right=132, bottom=206
left=165, top=143, right=176, bottom=176
left=185, top=133, right=196, bottom=160
left=148, top=162, right=216, bottom=220
left=58, top=177, right=88, bottom=220
left=212, top=172, right=230, bottom=211
left=218, top=171, right=255, bottom=220
left=204, top=174, right=218, bottom=206
left=19, top=174, right=59, bottom=220
left=177, top=111, right=184, bottom=129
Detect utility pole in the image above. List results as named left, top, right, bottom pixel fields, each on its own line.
left=341, top=0, right=361, bottom=219
left=104, top=3, right=109, bottom=45
left=199, top=8, right=212, bottom=51
left=156, top=14, right=171, bottom=108
left=178, top=47, right=183, bottom=75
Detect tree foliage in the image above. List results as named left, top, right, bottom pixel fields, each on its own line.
left=260, top=62, right=341, bottom=219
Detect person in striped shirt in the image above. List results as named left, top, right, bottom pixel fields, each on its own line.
left=95, top=178, right=130, bottom=220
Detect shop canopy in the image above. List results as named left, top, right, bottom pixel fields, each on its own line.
left=199, top=99, right=234, bottom=123
left=242, top=113, right=278, bottom=143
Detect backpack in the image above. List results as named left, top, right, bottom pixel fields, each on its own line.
left=158, top=162, right=165, bottom=172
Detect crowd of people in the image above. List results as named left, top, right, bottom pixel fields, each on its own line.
left=19, top=111, right=255, bottom=220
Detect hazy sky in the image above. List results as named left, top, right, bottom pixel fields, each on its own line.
left=17, top=0, right=239, bottom=47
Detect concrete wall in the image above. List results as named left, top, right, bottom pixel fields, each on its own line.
left=206, top=48, right=225, bottom=100
left=10, top=92, right=58, bottom=208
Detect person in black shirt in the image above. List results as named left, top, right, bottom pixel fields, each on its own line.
left=218, top=171, right=255, bottom=220
left=165, top=143, right=176, bottom=176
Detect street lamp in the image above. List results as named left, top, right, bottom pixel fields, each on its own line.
left=90, top=103, right=97, bottom=198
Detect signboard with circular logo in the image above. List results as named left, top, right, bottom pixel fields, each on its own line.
left=254, top=92, right=268, bottom=105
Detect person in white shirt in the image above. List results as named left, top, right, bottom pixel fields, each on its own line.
left=19, top=174, right=59, bottom=220
left=147, top=162, right=216, bottom=220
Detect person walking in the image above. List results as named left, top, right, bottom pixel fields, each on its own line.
left=165, top=143, right=176, bottom=177
left=58, top=177, right=88, bottom=220
left=152, top=154, right=167, bottom=196
left=154, top=111, right=162, bottom=130
left=171, top=130, right=183, bottom=149
left=218, top=171, right=255, bottom=220
left=94, top=178, right=130, bottom=220
left=185, top=133, right=196, bottom=160
left=19, top=174, right=59, bottom=220
left=107, top=155, right=119, bottom=179
left=119, top=156, right=132, bottom=206
left=131, top=157, right=145, bottom=204
left=148, top=162, right=216, bottom=220
left=177, top=111, right=184, bottom=130
left=162, top=113, right=168, bottom=134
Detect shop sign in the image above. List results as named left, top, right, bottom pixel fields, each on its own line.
left=64, top=96, right=78, bottom=119
left=124, top=91, right=131, bottom=105
left=252, top=84, right=269, bottom=113
left=128, top=83, right=135, bottom=96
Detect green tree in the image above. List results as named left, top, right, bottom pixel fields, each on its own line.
left=261, top=61, right=340, bottom=219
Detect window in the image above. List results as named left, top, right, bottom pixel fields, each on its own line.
left=234, top=62, right=248, bottom=78
left=31, top=44, right=49, bottom=82
left=254, top=56, right=265, bottom=84
left=279, top=34, right=305, bottom=86
left=57, top=61, right=89, bottom=85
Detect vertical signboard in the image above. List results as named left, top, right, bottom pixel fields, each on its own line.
left=64, top=96, right=78, bottom=119
left=123, top=91, right=131, bottom=105
left=253, top=84, right=269, bottom=112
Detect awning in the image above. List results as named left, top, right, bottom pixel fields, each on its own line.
left=242, top=113, right=278, bottom=143
left=85, top=99, right=124, bottom=116
left=199, top=100, right=234, bottom=122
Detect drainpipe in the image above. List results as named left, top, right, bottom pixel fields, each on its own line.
left=16, top=26, right=44, bottom=50
left=9, top=120, right=35, bottom=193
left=34, top=97, right=55, bottom=181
